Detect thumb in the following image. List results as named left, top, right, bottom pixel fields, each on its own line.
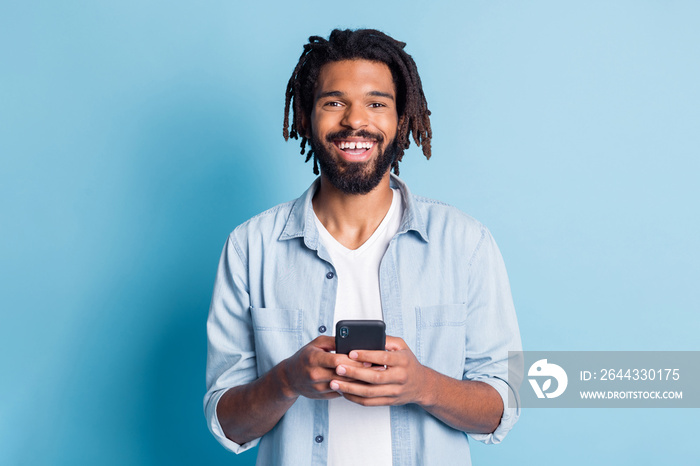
left=384, top=336, right=407, bottom=351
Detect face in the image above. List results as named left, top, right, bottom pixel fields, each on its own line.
left=306, top=59, right=399, bottom=195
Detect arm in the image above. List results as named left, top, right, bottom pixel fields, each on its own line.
left=216, top=361, right=297, bottom=445
left=217, top=336, right=362, bottom=445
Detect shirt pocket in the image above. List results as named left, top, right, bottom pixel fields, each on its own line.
left=415, top=304, right=468, bottom=380
left=250, top=307, right=303, bottom=376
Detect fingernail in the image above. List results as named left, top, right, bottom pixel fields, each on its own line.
left=349, top=351, right=358, bottom=359
left=336, top=365, right=346, bottom=375
left=330, top=381, right=339, bottom=390
left=363, top=362, right=372, bottom=367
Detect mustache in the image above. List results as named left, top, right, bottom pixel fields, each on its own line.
left=325, top=129, right=384, bottom=144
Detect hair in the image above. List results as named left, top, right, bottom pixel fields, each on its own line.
left=283, top=28, right=432, bottom=175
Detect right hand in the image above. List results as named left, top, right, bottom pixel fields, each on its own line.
left=280, top=336, right=362, bottom=400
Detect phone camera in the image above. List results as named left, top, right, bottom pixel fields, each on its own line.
left=339, top=327, right=349, bottom=338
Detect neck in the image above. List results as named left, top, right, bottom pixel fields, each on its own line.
left=312, top=171, right=394, bottom=250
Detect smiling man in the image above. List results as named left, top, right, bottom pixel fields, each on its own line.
left=205, top=29, right=522, bottom=466
left=308, top=59, right=399, bottom=197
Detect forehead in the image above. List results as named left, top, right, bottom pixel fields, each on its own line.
left=314, top=59, right=396, bottom=99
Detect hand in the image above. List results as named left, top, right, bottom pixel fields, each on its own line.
left=281, top=336, right=364, bottom=400
left=329, top=336, right=431, bottom=407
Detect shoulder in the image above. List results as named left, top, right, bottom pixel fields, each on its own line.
left=407, top=193, right=503, bottom=271
left=410, top=192, right=488, bottom=237
left=227, top=199, right=297, bottom=250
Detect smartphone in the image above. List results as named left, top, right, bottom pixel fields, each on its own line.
left=335, top=320, right=386, bottom=355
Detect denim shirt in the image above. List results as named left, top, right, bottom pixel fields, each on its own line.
left=205, top=175, right=522, bottom=466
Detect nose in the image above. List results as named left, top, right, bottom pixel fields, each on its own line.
left=340, top=103, right=368, bottom=129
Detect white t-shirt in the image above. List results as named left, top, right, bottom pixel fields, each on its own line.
left=313, top=188, right=403, bottom=466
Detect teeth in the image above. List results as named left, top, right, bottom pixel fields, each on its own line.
left=338, top=141, right=373, bottom=150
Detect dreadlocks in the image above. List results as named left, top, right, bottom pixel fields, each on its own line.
left=283, top=28, right=432, bottom=176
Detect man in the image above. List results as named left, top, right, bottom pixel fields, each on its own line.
left=205, top=29, right=522, bottom=465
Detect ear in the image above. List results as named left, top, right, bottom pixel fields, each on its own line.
left=300, top=113, right=311, bottom=139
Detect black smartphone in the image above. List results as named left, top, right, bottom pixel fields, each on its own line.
left=335, top=320, right=386, bottom=355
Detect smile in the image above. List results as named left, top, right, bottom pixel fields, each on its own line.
left=332, top=139, right=376, bottom=161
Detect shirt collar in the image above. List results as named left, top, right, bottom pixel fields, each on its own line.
left=279, top=174, right=429, bottom=245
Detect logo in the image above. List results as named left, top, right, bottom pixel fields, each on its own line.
left=528, top=359, right=568, bottom=399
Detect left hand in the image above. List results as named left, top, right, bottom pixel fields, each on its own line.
left=329, top=336, right=431, bottom=407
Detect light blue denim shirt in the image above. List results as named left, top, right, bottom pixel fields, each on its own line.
left=205, top=175, right=522, bottom=466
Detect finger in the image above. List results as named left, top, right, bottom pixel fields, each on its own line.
left=309, top=367, right=361, bottom=384
left=342, top=393, right=397, bottom=407
left=310, top=335, right=336, bottom=351
left=316, top=352, right=365, bottom=369
left=348, top=349, right=397, bottom=367
left=335, top=365, right=398, bottom=385
left=308, top=389, right=342, bottom=400
left=384, top=336, right=407, bottom=351
left=329, top=379, right=398, bottom=399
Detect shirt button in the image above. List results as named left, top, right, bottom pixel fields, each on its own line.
left=315, top=435, right=324, bottom=443
left=318, top=325, right=327, bottom=333
left=326, top=272, right=334, bottom=279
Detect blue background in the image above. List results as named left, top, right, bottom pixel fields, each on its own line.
left=2, top=1, right=698, bottom=464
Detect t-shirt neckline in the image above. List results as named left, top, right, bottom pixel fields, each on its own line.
left=313, top=188, right=400, bottom=256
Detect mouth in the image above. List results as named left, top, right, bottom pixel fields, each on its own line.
left=332, top=138, right=376, bottom=162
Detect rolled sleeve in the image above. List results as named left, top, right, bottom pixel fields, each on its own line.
left=204, top=388, right=261, bottom=454
left=468, top=375, right=520, bottom=444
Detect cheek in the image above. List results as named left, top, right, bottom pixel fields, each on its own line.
left=379, top=115, right=398, bottom=140
left=375, top=109, right=398, bottom=127
left=311, top=113, right=338, bottom=138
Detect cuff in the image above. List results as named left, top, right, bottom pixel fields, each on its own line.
left=467, top=376, right=520, bottom=445
left=205, top=388, right=261, bottom=454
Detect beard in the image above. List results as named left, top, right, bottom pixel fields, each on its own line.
left=309, top=129, right=399, bottom=195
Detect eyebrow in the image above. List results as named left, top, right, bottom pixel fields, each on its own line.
left=317, top=90, right=395, bottom=101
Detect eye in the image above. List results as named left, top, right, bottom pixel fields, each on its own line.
left=369, top=102, right=387, bottom=108
left=324, top=101, right=343, bottom=107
